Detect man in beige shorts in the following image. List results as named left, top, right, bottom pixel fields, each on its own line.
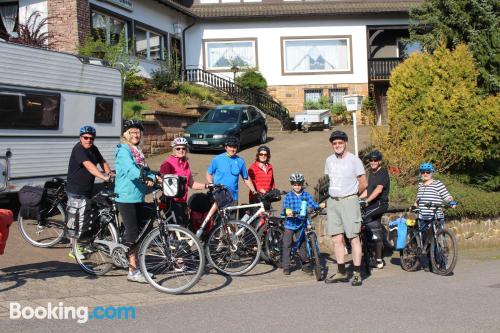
left=324, top=130, right=367, bottom=286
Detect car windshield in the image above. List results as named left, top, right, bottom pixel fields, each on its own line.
left=199, top=108, right=241, bottom=123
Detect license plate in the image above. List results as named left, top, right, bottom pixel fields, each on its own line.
left=192, top=140, right=208, bottom=145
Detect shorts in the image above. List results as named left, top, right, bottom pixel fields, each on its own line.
left=327, top=196, right=362, bottom=238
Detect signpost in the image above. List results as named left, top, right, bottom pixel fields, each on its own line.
left=343, top=94, right=363, bottom=156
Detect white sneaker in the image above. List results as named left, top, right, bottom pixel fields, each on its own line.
left=68, top=247, right=85, bottom=260
left=376, top=260, right=384, bottom=269
left=127, top=270, right=148, bottom=283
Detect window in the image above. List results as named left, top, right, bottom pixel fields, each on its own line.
left=0, top=2, right=18, bottom=38
left=204, top=39, right=257, bottom=71
left=134, top=26, right=164, bottom=60
left=91, top=10, right=127, bottom=45
left=249, top=107, right=260, bottom=120
left=94, top=98, right=113, bottom=123
left=242, top=109, right=250, bottom=122
left=397, top=40, right=422, bottom=58
left=304, top=89, right=323, bottom=103
left=329, top=88, right=347, bottom=105
left=0, top=90, right=60, bottom=130
left=282, top=36, right=351, bottom=74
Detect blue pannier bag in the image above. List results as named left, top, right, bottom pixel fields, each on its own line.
left=389, top=217, right=407, bottom=250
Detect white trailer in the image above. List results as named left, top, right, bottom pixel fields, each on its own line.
left=293, top=109, right=331, bottom=133
left=0, top=41, right=122, bottom=199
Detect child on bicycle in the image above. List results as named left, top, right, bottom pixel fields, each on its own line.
left=281, top=173, right=324, bottom=276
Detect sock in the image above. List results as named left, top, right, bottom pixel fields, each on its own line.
left=338, top=263, right=346, bottom=274
left=354, top=265, right=361, bottom=274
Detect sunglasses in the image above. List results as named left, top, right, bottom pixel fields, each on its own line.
left=81, top=136, right=94, bottom=141
left=421, top=171, right=432, bottom=175
left=369, top=159, right=380, bottom=162
left=258, top=153, right=268, bottom=156
left=174, top=147, right=187, bottom=151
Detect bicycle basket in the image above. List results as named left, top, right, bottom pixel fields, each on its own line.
left=162, top=174, right=187, bottom=198
left=212, top=187, right=233, bottom=209
left=18, top=186, right=46, bottom=220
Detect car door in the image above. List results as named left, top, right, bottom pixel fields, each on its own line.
left=249, top=107, right=264, bottom=142
left=239, top=108, right=253, bottom=145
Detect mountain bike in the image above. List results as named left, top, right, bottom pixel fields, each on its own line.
left=264, top=207, right=324, bottom=281
left=17, top=178, right=68, bottom=247
left=193, top=184, right=262, bottom=276
left=72, top=172, right=205, bottom=294
left=399, top=202, right=458, bottom=276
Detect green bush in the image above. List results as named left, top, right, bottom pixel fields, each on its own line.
left=374, top=44, right=500, bottom=184
left=304, top=95, right=330, bottom=110
left=178, top=82, right=223, bottom=105
left=235, top=69, right=267, bottom=90
left=151, top=57, right=180, bottom=91
left=123, top=100, right=148, bottom=120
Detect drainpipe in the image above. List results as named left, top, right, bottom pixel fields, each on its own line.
left=181, top=19, right=196, bottom=82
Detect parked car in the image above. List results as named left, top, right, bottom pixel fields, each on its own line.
left=184, top=105, right=267, bottom=151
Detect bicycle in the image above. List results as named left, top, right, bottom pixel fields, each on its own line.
left=264, top=207, right=323, bottom=281
left=72, top=172, right=205, bottom=294
left=397, top=201, right=458, bottom=276
left=193, top=184, right=262, bottom=276
left=17, top=178, right=68, bottom=247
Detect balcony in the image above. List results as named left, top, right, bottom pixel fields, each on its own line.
left=368, top=58, right=403, bottom=81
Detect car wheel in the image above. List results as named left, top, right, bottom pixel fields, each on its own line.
left=259, top=129, right=267, bottom=144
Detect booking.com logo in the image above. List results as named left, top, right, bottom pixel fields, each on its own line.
left=10, top=302, right=136, bottom=324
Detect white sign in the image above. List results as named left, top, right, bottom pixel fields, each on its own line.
left=343, top=94, right=363, bottom=112
left=101, top=0, right=133, bottom=11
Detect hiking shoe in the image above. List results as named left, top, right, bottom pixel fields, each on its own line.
left=68, top=247, right=85, bottom=260
left=351, top=272, right=362, bottom=286
left=376, top=260, right=384, bottom=269
left=324, top=272, right=349, bottom=284
left=127, top=270, right=148, bottom=283
left=283, top=269, right=291, bottom=276
left=302, top=265, right=313, bottom=276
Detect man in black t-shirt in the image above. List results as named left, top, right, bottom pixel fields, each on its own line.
left=67, top=125, right=111, bottom=197
left=360, top=150, right=390, bottom=269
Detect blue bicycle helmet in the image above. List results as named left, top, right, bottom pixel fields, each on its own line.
left=80, top=125, right=96, bottom=137
left=419, top=162, right=435, bottom=173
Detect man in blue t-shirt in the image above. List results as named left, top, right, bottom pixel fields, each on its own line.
left=206, top=136, right=257, bottom=203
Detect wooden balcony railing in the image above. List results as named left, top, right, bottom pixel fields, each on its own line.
left=368, top=58, right=403, bottom=81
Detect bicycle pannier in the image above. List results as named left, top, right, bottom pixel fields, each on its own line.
left=212, top=187, right=233, bottom=209
left=66, top=197, right=98, bottom=241
left=162, top=175, right=187, bottom=198
left=18, top=186, right=46, bottom=220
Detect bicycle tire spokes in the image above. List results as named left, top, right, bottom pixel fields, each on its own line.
left=18, top=203, right=66, bottom=248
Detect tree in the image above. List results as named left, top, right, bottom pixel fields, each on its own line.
left=409, top=0, right=500, bottom=94
left=235, top=68, right=268, bottom=90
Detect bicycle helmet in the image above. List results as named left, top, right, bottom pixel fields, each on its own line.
left=171, top=137, right=188, bottom=147
left=329, top=130, right=348, bottom=142
left=289, top=172, right=305, bottom=184
left=123, top=119, right=144, bottom=133
left=419, top=162, right=435, bottom=173
left=368, top=150, right=383, bottom=161
left=257, top=145, right=271, bottom=155
left=224, top=136, right=240, bottom=147
left=79, top=125, right=96, bottom=137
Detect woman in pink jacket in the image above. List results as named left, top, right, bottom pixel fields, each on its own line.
left=159, top=137, right=207, bottom=226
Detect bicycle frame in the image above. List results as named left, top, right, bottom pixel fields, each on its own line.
left=289, top=217, right=317, bottom=260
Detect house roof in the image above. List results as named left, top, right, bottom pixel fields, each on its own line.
left=190, top=1, right=423, bottom=19
left=154, top=0, right=197, bottom=17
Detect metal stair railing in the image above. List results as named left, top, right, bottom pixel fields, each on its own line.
left=183, top=68, right=293, bottom=130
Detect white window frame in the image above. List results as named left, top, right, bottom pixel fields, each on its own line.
left=135, top=25, right=164, bottom=61
left=91, top=10, right=128, bottom=51
left=203, top=38, right=258, bottom=72
left=281, top=36, right=352, bottom=75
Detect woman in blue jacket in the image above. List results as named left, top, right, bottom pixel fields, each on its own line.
left=115, top=120, right=156, bottom=283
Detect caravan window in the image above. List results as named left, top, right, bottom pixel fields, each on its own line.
left=0, top=91, right=60, bottom=130
left=94, top=98, right=113, bottom=123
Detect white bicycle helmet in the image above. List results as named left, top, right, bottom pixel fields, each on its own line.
left=289, top=172, right=305, bottom=184
left=171, top=137, right=188, bottom=147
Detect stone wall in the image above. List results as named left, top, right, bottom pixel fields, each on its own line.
left=267, top=83, right=369, bottom=115
left=48, top=0, right=90, bottom=53
left=141, top=111, right=199, bottom=156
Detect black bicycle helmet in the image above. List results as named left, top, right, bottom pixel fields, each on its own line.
left=329, top=130, right=348, bottom=142
left=224, top=136, right=240, bottom=147
left=123, top=119, right=144, bottom=133
left=257, top=145, right=271, bottom=155
left=368, top=150, right=383, bottom=161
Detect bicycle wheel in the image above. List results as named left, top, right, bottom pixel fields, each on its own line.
left=18, top=201, right=66, bottom=247
left=206, top=221, right=261, bottom=276
left=399, top=228, right=420, bottom=272
left=73, top=222, right=118, bottom=276
left=307, top=232, right=322, bottom=281
left=430, top=228, right=458, bottom=276
left=361, top=230, right=372, bottom=276
left=139, top=225, right=205, bottom=294
left=264, top=225, right=284, bottom=268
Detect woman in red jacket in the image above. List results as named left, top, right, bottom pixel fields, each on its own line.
left=248, top=145, right=275, bottom=202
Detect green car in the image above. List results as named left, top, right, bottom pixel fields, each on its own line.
left=184, top=105, right=268, bottom=151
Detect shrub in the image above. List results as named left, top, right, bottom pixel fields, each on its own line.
left=235, top=69, right=267, bottom=90
left=151, top=57, right=180, bottom=91
left=178, top=82, right=222, bottom=105
left=1, top=11, right=58, bottom=49
left=123, top=100, right=148, bottom=120
left=373, top=44, right=500, bottom=184
left=304, top=96, right=330, bottom=110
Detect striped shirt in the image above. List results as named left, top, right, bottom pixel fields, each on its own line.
left=416, top=180, right=452, bottom=219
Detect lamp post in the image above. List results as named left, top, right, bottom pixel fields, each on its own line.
left=343, top=94, right=364, bottom=156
